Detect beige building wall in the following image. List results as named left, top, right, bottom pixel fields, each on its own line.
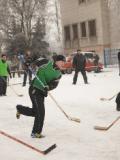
left=108, top=1, right=120, bottom=49
left=60, top=0, right=111, bottom=56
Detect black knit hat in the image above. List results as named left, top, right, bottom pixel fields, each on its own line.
left=1, top=54, right=7, bottom=57
left=55, top=55, right=65, bottom=62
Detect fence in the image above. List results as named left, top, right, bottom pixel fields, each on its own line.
left=104, top=48, right=119, bottom=67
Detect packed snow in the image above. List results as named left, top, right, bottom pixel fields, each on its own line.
left=0, top=67, right=120, bottom=160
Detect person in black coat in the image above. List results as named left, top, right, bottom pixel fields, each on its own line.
left=93, top=53, right=100, bottom=73
left=116, top=92, right=120, bottom=111
left=118, top=52, right=120, bottom=76
left=72, top=50, right=88, bottom=84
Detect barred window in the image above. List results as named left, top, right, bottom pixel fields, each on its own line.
left=88, top=20, right=96, bottom=37
left=72, top=24, right=78, bottom=39
left=80, top=22, right=87, bottom=37
left=64, top=26, right=70, bottom=41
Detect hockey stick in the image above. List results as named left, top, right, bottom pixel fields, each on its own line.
left=8, top=82, right=23, bottom=86
left=94, top=116, right=120, bottom=131
left=49, top=92, right=80, bottom=123
left=0, top=77, right=23, bottom=97
left=9, top=85, right=23, bottom=97
left=0, top=130, right=56, bottom=155
left=100, top=93, right=117, bottom=101
left=28, top=67, right=80, bottom=123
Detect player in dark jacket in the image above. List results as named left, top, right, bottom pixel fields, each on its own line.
left=93, top=53, right=100, bottom=73
left=72, top=50, right=88, bottom=84
left=116, top=92, right=120, bottom=111
left=118, top=52, right=120, bottom=76
left=22, top=51, right=33, bottom=86
left=16, top=55, right=65, bottom=138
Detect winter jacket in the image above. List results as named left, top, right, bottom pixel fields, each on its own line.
left=0, top=59, right=9, bottom=76
left=116, top=92, right=120, bottom=105
left=32, top=60, right=62, bottom=96
left=73, top=53, right=86, bottom=70
left=23, top=55, right=33, bottom=69
left=118, top=52, right=120, bottom=61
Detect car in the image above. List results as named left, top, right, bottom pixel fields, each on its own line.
left=61, top=52, right=103, bottom=74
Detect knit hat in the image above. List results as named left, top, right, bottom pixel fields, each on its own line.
left=34, top=57, right=49, bottom=67
left=1, top=54, right=7, bottom=57
left=55, top=55, right=65, bottom=62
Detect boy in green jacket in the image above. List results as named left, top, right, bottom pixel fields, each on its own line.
left=16, top=55, right=65, bottom=138
left=0, top=54, right=11, bottom=96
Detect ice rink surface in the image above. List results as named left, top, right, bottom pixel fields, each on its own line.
left=0, top=68, right=120, bottom=160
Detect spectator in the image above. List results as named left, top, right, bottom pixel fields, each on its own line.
left=72, top=49, right=88, bottom=84
left=0, top=54, right=12, bottom=96
left=93, top=53, right=100, bottom=73
left=11, top=55, right=21, bottom=78
left=22, top=51, right=33, bottom=86
left=118, top=52, right=120, bottom=76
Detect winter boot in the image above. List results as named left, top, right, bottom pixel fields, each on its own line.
left=16, top=105, right=22, bottom=119
left=16, top=111, right=21, bottom=119
left=31, top=133, right=45, bottom=138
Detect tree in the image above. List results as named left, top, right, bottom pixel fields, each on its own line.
left=0, top=0, right=49, bottom=56
left=31, top=18, right=49, bottom=56
left=45, top=0, right=63, bottom=53
left=0, top=0, right=63, bottom=56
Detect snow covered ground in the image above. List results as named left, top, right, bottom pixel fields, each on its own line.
left=0, top=67, right=120, bottom=160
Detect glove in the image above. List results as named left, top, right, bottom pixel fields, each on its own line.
left=48, top=80, right=59, bottom=90
left=43, top=86, right=49, bottom=97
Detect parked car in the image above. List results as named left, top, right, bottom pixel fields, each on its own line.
left=61, top=52, right=103, bottom=74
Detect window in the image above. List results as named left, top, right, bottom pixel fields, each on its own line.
left=72, top=24, right=78, bottom=39
left=88, top=20, right=96, bottom=37
left=80, top=22, right=87, bottom=37
left=64, top=26, right=70, bottom=41
left=79, top=0, right=86, bottom=4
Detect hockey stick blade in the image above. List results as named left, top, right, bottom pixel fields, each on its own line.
left=94, top=126, right=108, bottom=131
left=43, top=144, right=57, bottom=154
left=0, top=130, right=56, bottom=155
left=94, top=116, right=120, bottom=131
left=100, top=94, right=117, bottom=101
left=68, top=117, right=80, bottom=123
left=18, top=94, right=23, bottom=97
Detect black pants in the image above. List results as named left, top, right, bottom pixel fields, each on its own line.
left=17, top=86, right=45, bottom=134
left=73, top=69, right=88, bottom=84
left=23, top=68, right=32, bottom=86
left=0, top=76, right=7, bottom=95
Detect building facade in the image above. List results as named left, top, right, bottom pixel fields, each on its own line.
left=60, top=0, right=120, bottom=57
